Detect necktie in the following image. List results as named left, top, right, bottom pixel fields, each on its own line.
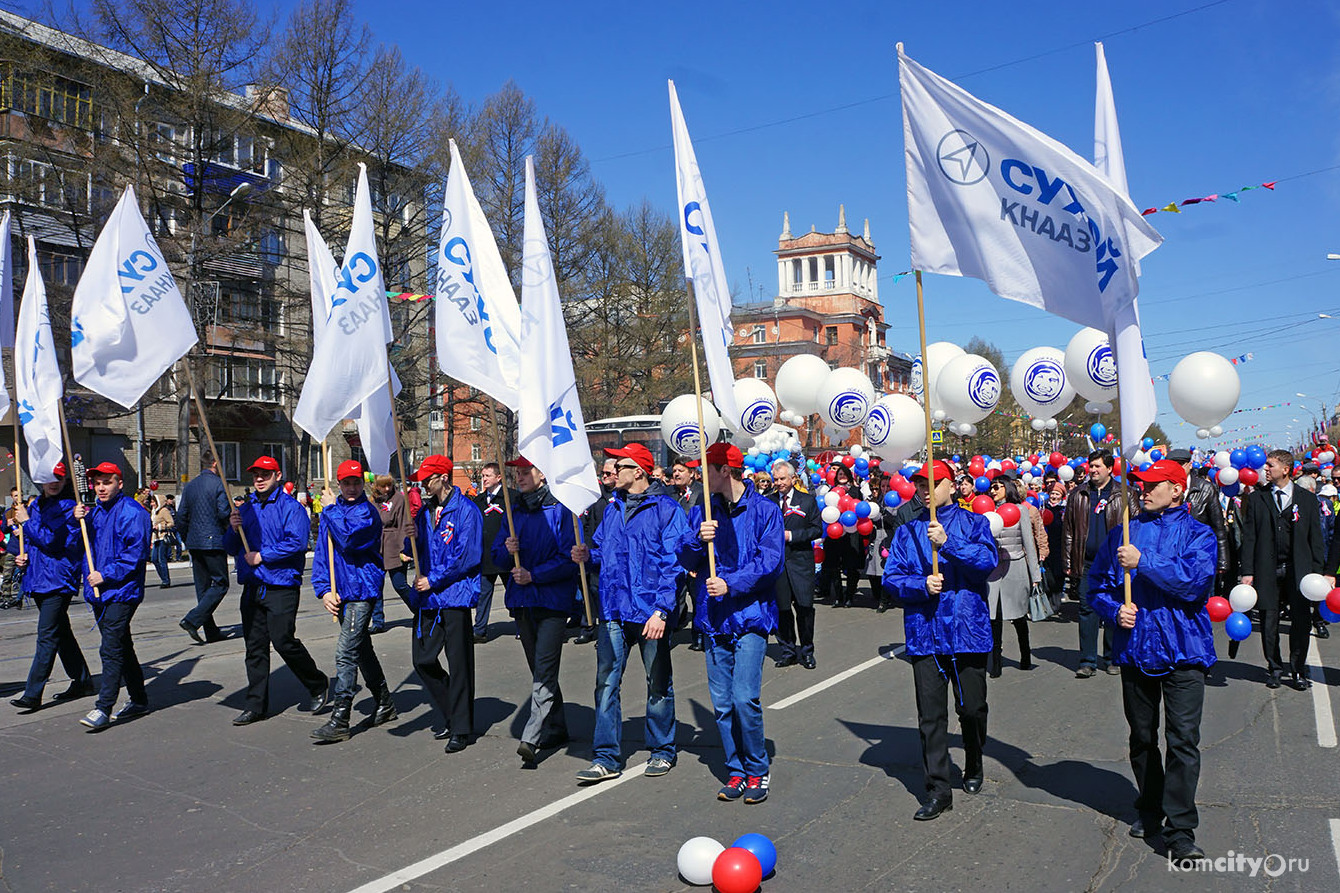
left=1276, top=490, right=1285, bottom=513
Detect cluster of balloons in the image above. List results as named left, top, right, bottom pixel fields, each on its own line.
left=1206, top=583, right=1258, bottom=641
left=807, top=447, right=893, bottom=550
left=1201, top=445, right=1269, bottom=497
left=774, top=355, right=878, bottom=446
left=677, top=833, right=776, bottom=890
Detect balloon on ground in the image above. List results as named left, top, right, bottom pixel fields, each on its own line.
left=676, top=836, right=724, bottom=885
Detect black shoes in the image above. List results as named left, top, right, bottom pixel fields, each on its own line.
left=309, top=684, right=331, bottom=714
left=52, top=682, right=95, bottom=702
left=10, top=695, right=40, bottom=711
left=373, top=697, right=398, bottom=726
left=572, top=631, right=595, bottom=645
left=774, top=655, right=798, bottom=668
left=433, top=728, right=452, bottom=741
left=1266, top=672, right=1282, bottom=690
left=1167, top=839, right=1206, bottom=863
left=913, top=797, right=953, bottom=821
left=517, top=741, right=537, bottom=767
left=1129, top=817, right=1163, bottom=839
left=444, top=734, right=472, bottom=754
left=1316, top=620, right=1330, bottom=639
left=1291, top=672, right=1313, bottom=691
left=180, top=620, right=206, bottom=646
left=963, top=775, right=983, bottom=795
left=311, top=706, right=352, bottom=743
left=232, top=710, right=265, bottom=726
left=800, top=654, right=817, bottom=670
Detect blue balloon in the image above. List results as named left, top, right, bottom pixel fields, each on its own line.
left=1149, top=449, right=1163, bottom=462
left=951, top=454, right=962, bottom=463
left=884, top=492, right=901, bottom=509
left=810, top=473, right=821, bottom=487
left=855, top=458, right=870, bottom=473
left=839, top=510, right=858, bottom=527
left=731, top=833, right=778, bottom=877
left=1220, top=481, right=1241, bottom=497
left=1225, top=611, right=1252, bottom=641
left=855, top=501, right=872, bottom=518
left=1321, top=603, right=1340, bottom=624
left=807, top=460, right=818, bottom=471
left=1246, top=445, right=1267, bottom=468
left=1142, top=436, right=1155, bottom=449
left=1139, top=462, right=1152, bottom=472
left=1090, top=423, right=1107, bottom=440
left=974, top=475, right=991, bottom=493
left=1229, top=448, right=1248, bottom=469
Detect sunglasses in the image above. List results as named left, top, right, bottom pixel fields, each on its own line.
left=614, top=462, right=641, bottom=472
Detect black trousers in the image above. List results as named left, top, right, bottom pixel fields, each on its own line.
left=515, top=606, right=569, bottom=746
left=1258, top=574, right=1311, bottom=676
left=911, top=652, right=988, bottom=800
left=775, top=572, right=815, bottom=658
left=183, top=549, right=230, bottom=637
left=239, top=584, right=326, bottom=713
left=413, top=607, right=476, bottom=736
left=93, top=601, right=146, bottom=714
left=990, top=617, right=1031, bottom=668
left=1121, top=666, right=1205, bottom=847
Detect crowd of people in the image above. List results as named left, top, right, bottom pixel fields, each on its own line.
left=5, top=438, right=1338, bottom=863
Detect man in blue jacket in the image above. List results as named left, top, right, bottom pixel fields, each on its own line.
left=883, top=459, right=998, bottom=820
left=570, top=443, right=688, bottom=783
left=679, top=442, right=784, bottom=804
left=410, top=454, right=482, bottom=755
left=494, top=456, right=579, bottom=768
left=1088, top=459, right=1217, bottom=866
left=226, top=456, right=329, bottom=726
left=74, top=462, right=152, bottom=732
left=310, top=460, right=394, bottom=743
left=178, top=450, right=234, bottom=645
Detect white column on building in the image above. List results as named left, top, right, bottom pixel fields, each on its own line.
left=777, top=255, right=787, bottom=296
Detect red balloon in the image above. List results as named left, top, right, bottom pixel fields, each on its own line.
left=712, top=848, right=763, bottom=893
left=148, top=480, right=159, bottom=491
left=996, top=503, right=1021, bottom=527
left=1041, top=508, right=1054, bottom=525
left=1238, top=467, right=1259, bottom=486
left=826, top=521, right=846, bottom=539
left=284, top=481, right=295, bottom=493
left=856, top=518, right=875, bottom=535
left=1327, top=588, right=1340, bottom=616
left=1112, top=457, right=1124, bottom=478
left=833, top=486, right=848, bottom=498
left=1206, top=596, right=1232, bottom=623
left=842, top=455, right=856, bottom=468
left=971, top=494, right=995, bottom=514
left=869, top=459, right=881, bottom=469
left=813, top=547, right=825, bottom=563
left=896, top=482, right=916, bottom=500
left=1000, top=459, right=1017, bottom=472
left=1049, top=452, right=1065, bottom=468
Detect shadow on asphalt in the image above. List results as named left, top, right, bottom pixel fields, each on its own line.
left=143, top=654, right=223, bottom=709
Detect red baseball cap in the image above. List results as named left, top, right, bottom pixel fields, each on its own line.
left=705, top=442, right=744, bottom=468
left=411, top=454, right=454, bottom=482
left=683, top=459, right=700, bottom=469
left=248, top=456, right=280, bottom=473
left=604, top=443, right=654, bottom=473
left=910, top=459, right=956, bottom=483
left=53, top=462, right=67, bottom=478
left=1130, top=459, right=1188, bottom=488
left=89, top=461, right=121, bottom=477
left=336, top=459, right=363, bottom=481
left=505, top=456, right=535, bottom=469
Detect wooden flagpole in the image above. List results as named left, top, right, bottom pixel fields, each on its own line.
left=488, top=397, right=521, bottom=571
left=56, top=403, right=98, bottom=599
left=182, top=362, right=250, bottom=553
left=385, top=362, right=420, bottom=570
left=572, top=514, right=594, bottom=627
left=685, top=281, right=717, bottom=578
left=321, top=438, right=339, bottom=623
left=11, top=397, right=23, bottom=559
left=1111, top=363, right=1133, bottom=607
left=914, top=271, right=939, bottom=575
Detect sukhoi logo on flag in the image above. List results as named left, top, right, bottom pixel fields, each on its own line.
left=936, top=130, right=990, bottom=185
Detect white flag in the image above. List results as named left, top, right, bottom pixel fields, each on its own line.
left=518, top=157, right=600, bottom=515
left=435, top=139, right=522, bottom=409
left=900, top=48, right=1162, bottom=332
left=71, top=186, right=198, bottom=408
left=0, top=210, right=14, bottom=349
left=303, top=210, right=399, bottom=474
left=15, top=238, right=64, bottom=483
left=669, top=81, right=738, bottom=427
left=1095, top=43, right=1156, bottom=459
left=294, top=164, right=390, bottom=443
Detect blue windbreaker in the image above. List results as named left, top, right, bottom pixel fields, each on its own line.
left=678, top=481, right=783, bottom=637
left=312, top=495, right=384, bottom=602
left=588, top=481, right=688, bottom=623
left=83, top=491, right=150, bottom=604
left=490, top=487, right=579, bottom=612
left=224, top=488, right=309, bottom=588
left=413, top=486, right=482, bottom=610
left=1087, top=504, right=1217, bottom=673
left=21, top=496, right=83, bottom=595
left=882, top=503, right=998, bottom=656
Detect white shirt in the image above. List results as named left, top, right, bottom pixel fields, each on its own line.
left=1273, top=481, right=1294, bottom=511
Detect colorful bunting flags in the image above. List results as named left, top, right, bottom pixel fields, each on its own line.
left=1142, top=182, right=1277, bottom=216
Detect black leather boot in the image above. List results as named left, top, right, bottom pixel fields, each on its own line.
left=311, top=703, right=352, bottom=743
left=372, top=686, right=398, bottom=726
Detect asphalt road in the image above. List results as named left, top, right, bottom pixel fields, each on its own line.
left=1, top=570, right=1338, bottom=893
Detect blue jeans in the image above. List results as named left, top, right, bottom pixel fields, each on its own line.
left=372, top=565, right=416, bottom=628
left=592, top=620, right=675, bottom=769
left=23, top=591, right=91, bottom=700
left=151, top=540, right=172, bottom=586
left=1077, top=564, right=1113, bottom=669
left=333, top=600, right=386, bottom=704
left=704, top=632, right=769, bottom=777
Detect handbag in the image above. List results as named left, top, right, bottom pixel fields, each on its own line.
left=1018, top=506, right=1052, bottom=622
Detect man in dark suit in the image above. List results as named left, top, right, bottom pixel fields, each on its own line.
left=769, top=460, right=823, bottom=669
left=473, top=462, right=518, bottom=643
left=1240, top=449, right=1326, bottom=690
left=177, top=450, right=233, bottom=645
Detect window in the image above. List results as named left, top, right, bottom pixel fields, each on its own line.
left=309, top=447, right=325, bottom=481
left=13, top=159, right=89, bottom=211
left=869, top=364, right=884, bottom=389
left=37, top=249, right=83, bottom=286
left=753, top=360, right=768, bottom=379
left=258, top=230, right=285, bottom=264
left=217, top=442, right=241, bottom=482
left=0, top=65, right=94, bottom=128
left=261, top=443, right=286, bottom=476
left=469, top=416, right=481, bottom=432
left=470, top=442, right=482, bottom=462
left=148, top=441, right=177, bottom=480
left=824, top=256, right=835, bottom=283
left=751, top=327, right=766, bottom=344
left=154, top=123, right=179, bottom=163
left=826, top=326, right=839, bottom=346
left=209, top=356, right=280, bottom=402
left=791, top=259, right=802, bottom=286
left=218, top=289, right=280, bottom=330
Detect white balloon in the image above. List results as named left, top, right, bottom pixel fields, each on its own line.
left=1030, top=417, right=1046, bottom=431
left=849, top=444, right=864, bottom=458
left=1020, top=461, right=1034, bottom=474
left=1217, top=467, right=1239, bottom=486
left=912, top=341, right=966, bottom=406
left=786, top=438, right=801, bottom=453
left=815, top=485, right=830, bottom=498
left=932, top=409, right=947, bottom=421
left=824, top=491, right=840, bottom=508
left=1011, top=346, right=1075, bottom=419
left=774, top=354, right=831, bottom=416
left=1065, top=328, right=1118, bottom=402
left=821, top=505, right=841, bottom=524
left=733, top=378, right=778, bottom=436
left=868, top=505, right=881, bottom=520
left=984, top=511, right=1004, bottom=537
left=747, top=447, right=760, bottom=456
left=1300, top=573, right=1330, bottom=602
left=1132, top=450, right=1148, bottom=465
left=1169, top=351, right=1241, bottom=428
left=1210, top=425, right=1223, bottom=436
left=863, top=394, right=927, bottom=465
left=1228, top=583, right=1258, bottom=613
left=816, top=367, right=876, bottom=430
left=1214, top=451, right=1232, bottom=469
left=677, top=837, right=725, bottom=886
left=936, top=353, right=1002, bottom=424
left=1021, top=472, right=1034, bottom=485
left=1058, top=465, right=1075, bottom=482
left=1045, top=418, right=1058, bottom=430
left=1196, top=428, right=1210, bottom=439
left=1096, top=401, right=1114, bottom=414
left=660, top=395, right=720, bottom=457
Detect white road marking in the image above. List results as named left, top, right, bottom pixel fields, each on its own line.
left=1307, top=640, right=1335, bottom=748
left=770, top=646, right=903, bottom=711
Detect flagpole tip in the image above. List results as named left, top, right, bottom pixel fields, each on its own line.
left=895, top=42, right=904, bottom=54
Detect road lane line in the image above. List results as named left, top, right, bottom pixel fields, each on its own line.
left=1307, top=640, right=1336, bottom=748
left=1330, top=819, right=1340, bottom=883
left=769, top=646, right=903, bottom=711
